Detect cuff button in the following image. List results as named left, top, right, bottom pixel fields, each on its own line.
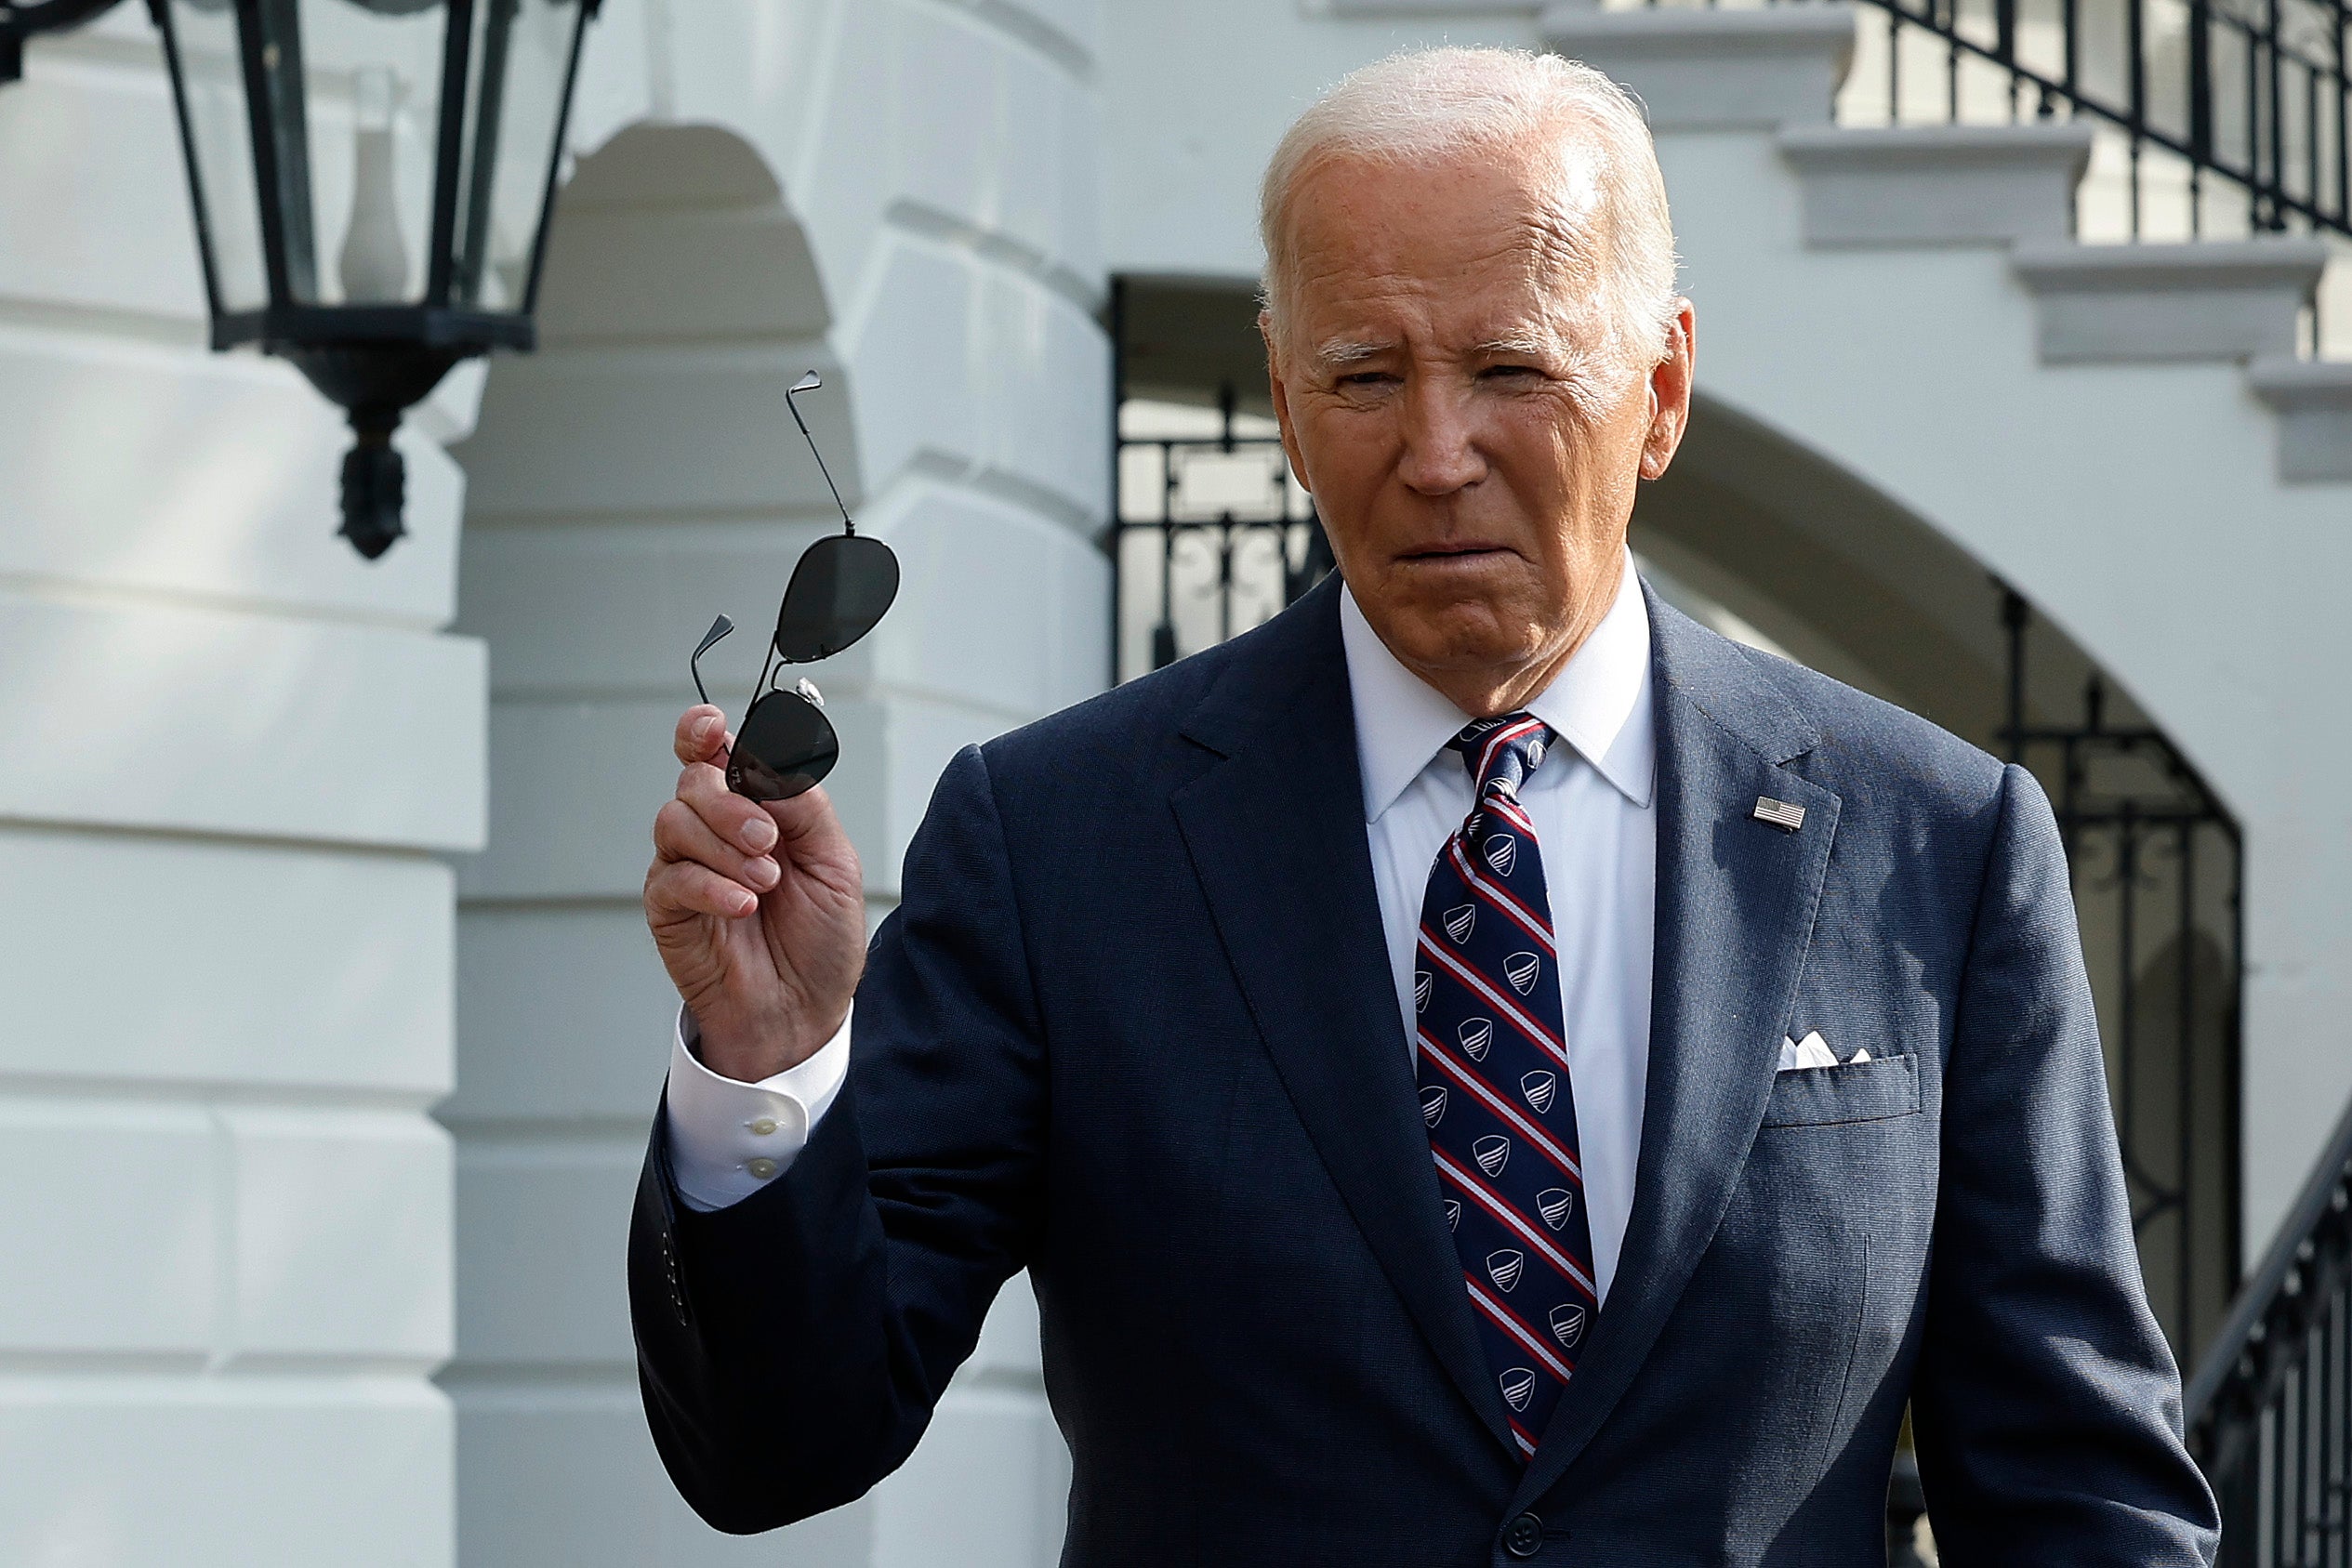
left=746, top=1157, right=778, bottom=1180
left=748, top=1117, right=779, bottom=1137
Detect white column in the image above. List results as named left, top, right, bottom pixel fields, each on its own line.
left=783, top=2, right=1109, bottom=1542
left=444, top=0, right=1106, bottom=1555
left=0, top=18, right=477, bottom=1565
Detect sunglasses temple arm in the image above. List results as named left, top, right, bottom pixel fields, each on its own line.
left=691, top=615, right=734, bottom=713
left=786, top=383, right=857, bottom=536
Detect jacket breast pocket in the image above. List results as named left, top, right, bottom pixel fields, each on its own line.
left=1761, top=1051, right=1921, bottom=1128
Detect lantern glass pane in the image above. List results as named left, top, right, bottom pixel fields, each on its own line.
left=281, top=0, right=453, bottom=307
left=449, top=0, right=583, bottom=312
left=163, top=0, right=270, bottom=314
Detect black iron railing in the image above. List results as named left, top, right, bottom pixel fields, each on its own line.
left=1653, top=0, right=2351, bottom=243
left=2001, top=590, right=2245, bottom=1362
left=2188, top=1096, right=2352, bottom=1564
left=1112, top=379, right=1333, bottom=682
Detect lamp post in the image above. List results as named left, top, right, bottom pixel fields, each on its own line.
left=4, top=0, right=601, bottom=559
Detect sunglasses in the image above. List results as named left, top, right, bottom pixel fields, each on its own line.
left=690, top=372, right=901, bottom=802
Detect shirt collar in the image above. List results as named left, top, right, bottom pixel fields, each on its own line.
left=1339, top=551, right=1656, bottom=824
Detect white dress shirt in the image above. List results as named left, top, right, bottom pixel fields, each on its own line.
left=1340, top=559, right=1655, bottom=1304
left=667, top=560, right=1658, bottom=1304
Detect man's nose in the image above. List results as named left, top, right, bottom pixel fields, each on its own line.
left=1395, top=377, right=1487, bottom=495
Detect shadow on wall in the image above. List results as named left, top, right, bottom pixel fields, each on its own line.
left=1638, top=391, right=2038, bottom=755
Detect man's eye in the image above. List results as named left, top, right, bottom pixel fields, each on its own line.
left=1339, top=371, right=1394, bottom=388
left=1482, top=363, right=1542, bottom=379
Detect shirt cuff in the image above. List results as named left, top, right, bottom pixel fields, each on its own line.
left=663, top=1003, right=852, bottom=1212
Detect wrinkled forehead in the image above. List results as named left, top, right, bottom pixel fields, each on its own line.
left=1277, top=138, right=1614, bottom=347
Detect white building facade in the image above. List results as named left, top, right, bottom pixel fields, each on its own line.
left=0, top=0, right=2343, bottom=1562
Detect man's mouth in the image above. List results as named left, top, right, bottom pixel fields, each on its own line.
left=1400, top=543, right=1513, bottom=563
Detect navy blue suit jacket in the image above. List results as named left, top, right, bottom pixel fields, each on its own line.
left=630, top=576, right=2219, bottom=1564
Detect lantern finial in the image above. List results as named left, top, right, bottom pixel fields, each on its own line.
left=283, top=341, right=466, bottom=560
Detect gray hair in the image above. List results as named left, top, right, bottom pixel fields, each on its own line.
left=1258, top=47, right=1681, bottom=368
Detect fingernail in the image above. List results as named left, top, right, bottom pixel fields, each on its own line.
left=748, top=856, right=779, bottom=889
left=739, top=820, right=773, bottom=852
left=694, top=717, right=717, bottom=742
left=733, top=890, right=758, bottom=916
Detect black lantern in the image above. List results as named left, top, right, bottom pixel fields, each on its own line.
left=4, top=0, right=601, bottom=558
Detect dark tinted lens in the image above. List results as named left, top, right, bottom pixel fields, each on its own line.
left=773, top=534, right=900, bottom=662
left=726, top=692, right=839, bottom=802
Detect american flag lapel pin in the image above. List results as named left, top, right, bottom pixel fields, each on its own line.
left=1752, top=796, right=1806, bottom=832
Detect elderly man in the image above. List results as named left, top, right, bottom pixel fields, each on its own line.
left=629, top=46, right=2218, bottom=1564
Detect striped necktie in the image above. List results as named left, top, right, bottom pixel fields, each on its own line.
left=1411, top=714, right=1598, bottom=1461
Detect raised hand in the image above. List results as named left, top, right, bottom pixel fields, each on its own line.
left=644, top=704, right=866, bottom=1082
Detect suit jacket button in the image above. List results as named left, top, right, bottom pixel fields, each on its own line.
left=1502, top=1512, right=1544, bottom=1559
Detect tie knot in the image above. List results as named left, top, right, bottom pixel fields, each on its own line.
left=1449, top=714, right=1554, bottom=800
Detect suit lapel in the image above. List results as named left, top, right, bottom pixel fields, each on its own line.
left=1170, top=580, right=1515, bottom=1456
left=1514, top=588, right=1843, bottom=1507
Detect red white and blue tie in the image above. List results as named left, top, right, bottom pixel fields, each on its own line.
left=1413, top=714, right=1597, bottom=1462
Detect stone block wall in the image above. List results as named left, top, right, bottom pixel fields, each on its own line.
left=0, top=0, right=1104, bottom=1561
left=0, top=10, right=479, bottom=1565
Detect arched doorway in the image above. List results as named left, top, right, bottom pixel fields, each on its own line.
left=438, top=122, right=876, bottom=1566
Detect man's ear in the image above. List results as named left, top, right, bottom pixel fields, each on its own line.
left=1261, top=308, right=1312, bottom=494
left=1639, top=299, right=1697, bottom=482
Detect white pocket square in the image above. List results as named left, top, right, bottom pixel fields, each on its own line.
left=1777, top=1031, right=1870, bottom=1071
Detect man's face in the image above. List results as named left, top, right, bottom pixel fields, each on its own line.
left=1265, top=142, right=1692, bottom=711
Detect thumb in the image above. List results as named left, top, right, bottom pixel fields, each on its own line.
left=676, top=705, right=733, bottom=768
left=767, top=785, right=861, bottom=882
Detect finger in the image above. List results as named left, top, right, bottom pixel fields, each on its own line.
left=646, top=859, right=760, bottom=921
left=674, top=705, right=733, bottom=767
left=678, top=761, right=779, bottom=856
left=653, top=798, right=782, bottom=891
